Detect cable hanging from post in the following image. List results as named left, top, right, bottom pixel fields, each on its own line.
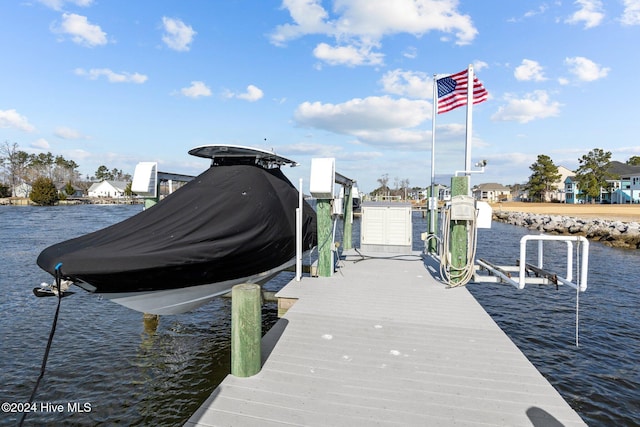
left=20, top=263, right=64, bottom=427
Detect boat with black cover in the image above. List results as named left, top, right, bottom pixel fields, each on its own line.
left=36, top=145, right=317, bottom=314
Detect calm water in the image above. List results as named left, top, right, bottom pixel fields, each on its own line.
left=1, top=204, right=286, bottom=426
left=1, top=206, right=639, bottom=426
left=471, top=221, right=640, bottom=426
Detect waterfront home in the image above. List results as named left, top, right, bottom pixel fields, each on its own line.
left=565, top=161, right=640, bottom=204
left=473, top=183, right=511, bottom=202
left=631, top=172, right=640, bottom=204
left=88, top=180, right=128, bottom=198
left=13, top=182, right=32, bottom=198
left=548, top=165, right=574, bottom=202
left=565, top=176, right=581, bottom=204
left=55, top=182, right=84, bottom=198
left=602, top=161, right=640, bottom=204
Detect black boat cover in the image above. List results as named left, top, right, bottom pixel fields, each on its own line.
left=37, top=164, right=317, bottom=293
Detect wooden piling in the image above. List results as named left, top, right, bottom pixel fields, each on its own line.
left=449, top=176, right=469, bottom=285
left=342, top=186, right=353, bottom=250
left=231, top=283, right=261, bottom=377
left=142, top=313, right=159, bottom=335
left=316, top=199, right=333, bottom=277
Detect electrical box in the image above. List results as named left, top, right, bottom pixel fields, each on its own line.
left=332, top=197, right=343, bottom=215
left=450, top=195, right=475, bottom=221
left=428, top=196, right=438, bottom=210
left=476, top=201, right=492, bottom=229
left=361, top=202, right=412, bottom=254
left=309, top=158, right=335, bottom=199
left=131, top=162, right=158, bottom=197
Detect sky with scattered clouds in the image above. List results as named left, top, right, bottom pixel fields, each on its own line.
left=2, top=0, right=639, bottom=192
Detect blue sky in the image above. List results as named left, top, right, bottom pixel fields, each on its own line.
left=2, top=0, right=639, bottom=193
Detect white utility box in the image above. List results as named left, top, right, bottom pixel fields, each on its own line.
left=476, top=201, right=493, bottom=229
left=361, top=202, right=412, bottom=254
left=309, top=158, right=335, bottom=199
left=450, top=195, right=475, bottom=221
left=131, top=162, right=158, bottom=197
left=332, top=197, right=343, bottom=216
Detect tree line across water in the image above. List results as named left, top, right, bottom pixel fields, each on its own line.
left=0, top=141, right=132, bottom=205
left=3, top=140, right=640, bottom=205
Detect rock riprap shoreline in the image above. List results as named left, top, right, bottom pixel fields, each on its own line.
left=493, top=211, right=640, bottom=249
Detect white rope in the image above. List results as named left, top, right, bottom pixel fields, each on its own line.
left=440, top=207, right=479, bottom=287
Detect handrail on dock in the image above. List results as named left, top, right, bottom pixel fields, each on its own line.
left=476, top=234, right=589, bottom=292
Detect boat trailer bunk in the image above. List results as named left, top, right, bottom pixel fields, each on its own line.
left=474, top=234, right=589, bottom=292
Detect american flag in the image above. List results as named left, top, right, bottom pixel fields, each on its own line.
left=436, top=69, right=488, bottom=114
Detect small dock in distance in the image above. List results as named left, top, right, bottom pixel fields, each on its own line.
left=186, top=250, right=586, bottom=426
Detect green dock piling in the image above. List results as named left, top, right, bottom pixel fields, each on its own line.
left=342, top=187, right=353, bottom=250
left=449, top=176, right=470, bottom=285
left=316, top=199, right=333, bottom=277
left=231, top=283, right=261, bottom=377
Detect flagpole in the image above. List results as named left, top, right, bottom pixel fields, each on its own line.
left=465, top=64, right=474, bottom=194
left=430, top=74, right=437, bottom=237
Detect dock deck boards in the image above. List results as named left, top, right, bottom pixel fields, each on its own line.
left=186, top=251, right=586, bottom=426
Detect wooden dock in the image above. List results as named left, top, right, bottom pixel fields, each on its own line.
left=186, top=250, right=586, bottom=426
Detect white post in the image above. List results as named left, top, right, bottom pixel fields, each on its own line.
left=430, top=74, right=438, bottom=235
left=465, top=64, right=474, bottom=192
left=296, top=178, right=303, bottom=281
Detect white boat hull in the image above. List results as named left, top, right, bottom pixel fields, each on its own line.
left=83, top=258, right=295, bottom=315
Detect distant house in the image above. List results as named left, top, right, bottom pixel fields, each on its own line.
left=13, top=182, right=32, bottom=198
left=548, top=165, right=574, bottom=202
left=631, top=173, right=640, bottom=204
left=414, top=184, right=450, bottom=202
left=55, top=182, right=84, bottom=198
left=602, top=161, right=640, bottom=204
left=88, top=180, right=128, bottom=198
left=565, top=161, right=640, bottom=204
left=565, top=176, right=580, bottom=204
left=473, top=183, right=511, bottom=202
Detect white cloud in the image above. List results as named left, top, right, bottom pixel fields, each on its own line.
left=514, top=59, right=547, bottom=81
left=180, top=81, right=212, bottom=98
left=403, top=46, right=417, bottom=59
left=293, top=96, right=432, bottom=149
left=295, top=96, right=430, bottom=131
left=615, top=145, right=640, bottom=154
left=225, top=85, right=264, bottom=102
left=269, top=0, right=333, bottom=46
left=491, top=90, right=561, bottom=123
left=0, top=109, right=36, bottom=132
left=32, top=138, right=50, bottom=149
left=473, top=61, right=489, bottom=72
left=524, top=4, right=550, bottom=18
left=271, top=0, right=478, bottom=67
left=38, top=0, right=93, bottom=11
left=313, top=42, right=384, bottom=67
left=161, top=17, right=196, bottom=51
left=565, top=0, right=604, bottom=29
left=53, top=13, right=107, bottom=47
left=379, top=69, right=431, bottom=99
left=238, top=85, right=264, bottom=101
left=621, top=0, right=640, bottom=25
left=74, top=68, right=148, bottom=83
left=280, top=142, right=346, bottom=158
left=54, top=126, right=90, bottom=139
left=565, top=56, right=610, bottom=81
